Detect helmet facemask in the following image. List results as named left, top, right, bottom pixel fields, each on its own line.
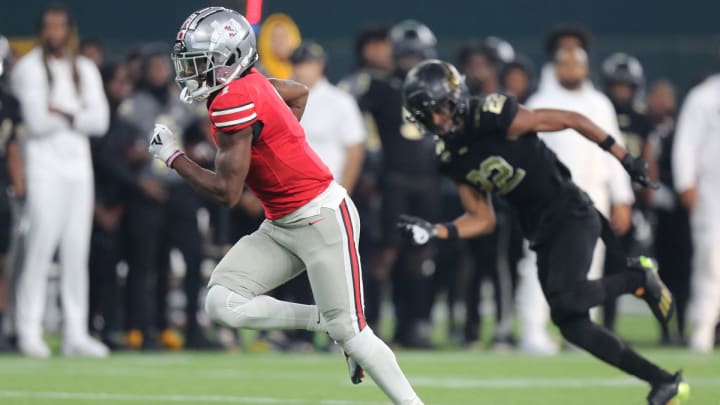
left=172, top=7, right=258, bottom=103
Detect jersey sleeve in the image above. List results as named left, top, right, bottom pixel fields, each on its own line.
left=209, top=85, right=258, bottom=134
left=474, top=93, right=519, bottom=136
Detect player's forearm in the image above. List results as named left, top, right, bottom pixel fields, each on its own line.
left=434, top=212, right=496, bottom=240
left=340, top=144, right=365, bottom=193
left=172, top=156, right=243, bottom=206
left=567, top=112, right=628, bottom=161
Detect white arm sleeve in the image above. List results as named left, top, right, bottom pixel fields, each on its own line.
left=339, top=92, right=366, bottom=146
left=11, top=58, right=70, bottom=137
left=672, top=87, right=704, bottom=193
left=73, top=59, right=109, bottom=136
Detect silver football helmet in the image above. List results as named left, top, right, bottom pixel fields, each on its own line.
left=172, top=7, right=258, bottom=103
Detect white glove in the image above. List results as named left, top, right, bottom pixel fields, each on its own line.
left=397, top=214, right=437, bottom=246
left=149, top=123, right=184, bottom=167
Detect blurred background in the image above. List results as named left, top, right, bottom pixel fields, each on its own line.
left=0, top=0, right=718, bottom=360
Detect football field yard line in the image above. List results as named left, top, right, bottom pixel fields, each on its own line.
left=0, top=390, right=395, bottom=405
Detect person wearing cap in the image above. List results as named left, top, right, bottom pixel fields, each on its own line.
left=291, top=41, right=366, bottom=194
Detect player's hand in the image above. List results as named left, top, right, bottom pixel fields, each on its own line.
left=396, top=214, right=436, bottom=246
left=149, top=123, right=183, bottom=167
left=621, top=154, right=658, bottom=189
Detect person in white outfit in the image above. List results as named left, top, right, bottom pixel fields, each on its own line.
left=673, top=71, right=720, bottom=353
left=10, top=5, right=109, bottom=358
left=523, top=47, right=634, bottom=339
left=291, top=41, right=366, bottom=193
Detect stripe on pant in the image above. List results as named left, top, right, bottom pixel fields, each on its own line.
left=339, top=199, right=366, bottom=331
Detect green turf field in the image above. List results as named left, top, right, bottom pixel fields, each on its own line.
left=0, top=349, right=715, bottom=404
left=0, top=314, right=716, bottom=404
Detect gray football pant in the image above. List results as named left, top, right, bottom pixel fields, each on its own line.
left=207, top=197, right=366, bottom=342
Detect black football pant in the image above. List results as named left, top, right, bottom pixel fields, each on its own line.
left=154, top=183, right=204, bottom=337
left=88, top=223, right=122, bottom=339
left=536, top=209, right=672, bottom=385
left=381, top=173, right=440, bottom=346
left=124, top=183, right=204, bottom=338
left=655, top=208, right=692, bottom=341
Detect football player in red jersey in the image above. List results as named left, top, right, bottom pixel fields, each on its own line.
left=149, top=8, right=423, bottom=405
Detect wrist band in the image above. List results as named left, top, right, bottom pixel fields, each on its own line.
left=443, top=222, right=459, bottom=240
left=598, top=135, right=616, bottom=151
left=166, top=150, right=185, bottom=168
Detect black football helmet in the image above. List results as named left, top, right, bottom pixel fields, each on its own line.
left=402, top=59, right=469, bottom=135
left=602, top=52, right=644, bottom=88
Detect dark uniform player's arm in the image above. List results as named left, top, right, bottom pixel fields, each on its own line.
left=172, top=128, right=252, bottom=207
left=435, top=184, right=496, bottom=239
left=269, top=78, right=309, bottom=121
left=507, top=106, right=630, bottom=162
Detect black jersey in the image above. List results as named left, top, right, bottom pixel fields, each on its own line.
left=436, top=93, right=593, bottom=244
left=352, top=69, right=437, bottom=177
left=613, top=102, right=652, bottom=158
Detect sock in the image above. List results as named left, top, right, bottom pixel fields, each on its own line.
left=343, top=327, right=423, bottom=405
left=559, top=315, right=673, bottom=385
left=603, top=271, right=645, bottom=297
left=207, top=285, right=326, bottom=332
left=618, top=347, right=675, bottom=385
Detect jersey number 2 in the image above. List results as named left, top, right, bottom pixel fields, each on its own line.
left=466, top=156, right=526, bottom=195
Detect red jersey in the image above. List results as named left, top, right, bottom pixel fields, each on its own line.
left=207, top=68, right=333, bottom=220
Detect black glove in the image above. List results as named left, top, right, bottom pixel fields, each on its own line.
left=396, top=214, right=436, bottom=246
left=621, top=154, right=658, bottom=189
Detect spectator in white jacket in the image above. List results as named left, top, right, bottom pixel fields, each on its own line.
left=11, top=5, right=109, bottom=358
left=525, top=46, right=634, bottom=324
left=673, top=71, right=720, bottom=353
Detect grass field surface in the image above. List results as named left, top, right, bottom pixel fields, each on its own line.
left=0, top=349, right=715, bottom=404
left=0, top=314, right=716, bottom=404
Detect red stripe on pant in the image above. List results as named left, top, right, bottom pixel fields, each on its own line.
left=339, top=200, right=367, bottom=331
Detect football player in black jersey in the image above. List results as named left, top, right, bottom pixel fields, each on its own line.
left=397, top=60, right=689, bottom=405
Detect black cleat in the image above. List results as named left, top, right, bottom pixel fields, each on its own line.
left=629, top=256, right=675, bottom=325
left=647, top=371, right=690, bottom=405
left=344, top=351, right=364, bottom=384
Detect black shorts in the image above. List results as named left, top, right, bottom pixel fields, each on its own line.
left=534, top=208, right=601, bottom=297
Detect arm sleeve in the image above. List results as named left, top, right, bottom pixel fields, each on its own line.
left=339, top=92, right=366, bottom=146
left=10, top=59, right=70, bottom=137
left=209, top=86, right=258, bottom=134
left=475, top=93, right=519, bottom=136
left=74, top=59, right=109, bottom=136
left=672, top=88, right=705, bottom=193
